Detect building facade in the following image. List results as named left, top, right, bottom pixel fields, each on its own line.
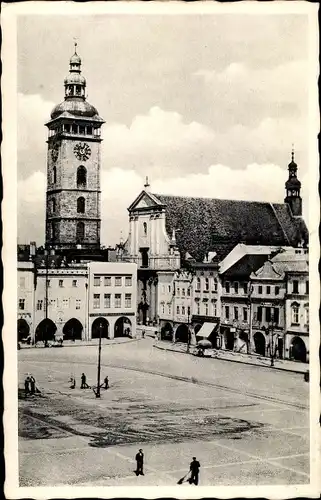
left=88, top=262, right=137, bottom=340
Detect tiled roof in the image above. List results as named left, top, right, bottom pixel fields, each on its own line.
left=152, top=193, right=308, bottom=262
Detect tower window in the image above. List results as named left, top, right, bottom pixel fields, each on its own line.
left=77, top=166, right=87, bottom=188
left=72, top=124, right=78, bottom=134
left=76, top=221, right=85, bottom=242
left=87, top=126, right=92, bottom=135
left=51, top=198, right=56, bottom=213
left=77, top=197, right=85, bottom=214
left=143, top=222, right=147, bottom=235
left=76, top=86, right=81, bottom=95
left=79, top=125, right=85, bottom=135
left=52, top=165, right=57, bottom=184
left=51, top=223, right=56, bottom=241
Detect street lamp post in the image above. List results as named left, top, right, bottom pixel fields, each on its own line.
left=270, top=316, right=275, bottom=367
left=96, top=321, right=103, bottom=398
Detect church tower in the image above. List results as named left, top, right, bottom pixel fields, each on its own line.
left=284, top=148, right=302, bottom=217
left=45, top=45, right=104, bottom=252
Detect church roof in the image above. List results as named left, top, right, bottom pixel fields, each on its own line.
left=150, top=193, right=308, bottom=262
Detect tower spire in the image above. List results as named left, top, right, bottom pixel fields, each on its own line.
left=284, top=146, right=302, bottom=217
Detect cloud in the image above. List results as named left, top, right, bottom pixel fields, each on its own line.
left=102, top=107, right=215, bottom=177
left=18, top=93, right=55, bottom=179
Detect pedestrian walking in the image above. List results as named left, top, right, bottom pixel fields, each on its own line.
left=24, top=374, right=31, bottom=397
left=104, top=376, right=109, bottom=390
left=189, top=457, right=200, bottom=485
left=142, top=330, right=145, bottom=339
left=80, top=373, right=89, bottom=389
left=30, top=375, right=36, bottom=395
left=135, top=449, right=144, bottom=476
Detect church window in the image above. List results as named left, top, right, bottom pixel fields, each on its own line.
left=76, top=221, right=85, bottom=242
left=52, top=165, right=57, bottom=184
left=77, top=197, right=85, bottom=214
left=143, top=222, right=147, bottom=235
left=76, top=85, right=81, bottom=96
left=77, top=166, right=87, bottom=188
left=51, top=198, right=56, bottom=213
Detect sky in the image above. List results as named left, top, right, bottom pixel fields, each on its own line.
left=16, top=10, right=316, bottom=247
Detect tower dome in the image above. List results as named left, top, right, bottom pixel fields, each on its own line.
left=49, top=44, right=102, bottom=121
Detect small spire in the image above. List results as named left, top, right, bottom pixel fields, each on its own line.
left=144, top=176, right=150, bottom=191
left=73, top=38, right=78, bottom=54
left=291, top=143, right=295, bottom=163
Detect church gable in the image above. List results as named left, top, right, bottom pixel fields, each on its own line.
left=128, top=191, right=164, bottom=212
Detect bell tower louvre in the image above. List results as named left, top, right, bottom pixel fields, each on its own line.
left=45, top=44, right=105, bottom=254
left=284, top=148, right=302, bottom=217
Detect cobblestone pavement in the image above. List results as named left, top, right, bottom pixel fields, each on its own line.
left=18, top=338, right=309, bottom=487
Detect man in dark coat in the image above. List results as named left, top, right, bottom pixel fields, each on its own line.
left=135, top=449, right=144, bottom=476
left=30, top=375, right=36, bottom=395
left=190, top=457, right=200, bottom=485
left=104, top=376, right=109, bottom=390
left=80, top=373, right=88, bottom=389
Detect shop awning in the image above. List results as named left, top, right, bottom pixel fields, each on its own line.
left=196, top=322, right=218, bottom=339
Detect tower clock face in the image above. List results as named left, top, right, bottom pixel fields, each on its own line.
left=74, top=142, right=91, bottom=161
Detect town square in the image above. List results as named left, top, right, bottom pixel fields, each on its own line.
left=2, top=2, right=319, bottom=495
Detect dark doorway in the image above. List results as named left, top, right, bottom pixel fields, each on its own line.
left=63, top=318, right=83, bottom=341
left=175, top=324, right=189, bottom=343
left=17, top=319, right=30, bottom=342
left=254, top=332, right=266, bottom=356
left=114, top=317, right=132, bottom=338
left=161, top=322, right=173, bottom=341
left=277, top=337, right=284, bottom=359
left=91, top=317, right=109, bottom=339
left=194, top=324, right=202, bottom=335
left=225, top=330, right=235, bottom=350
left=35, top=319, right=57, bottom=343
left=291, top=336, right=307, bottom=363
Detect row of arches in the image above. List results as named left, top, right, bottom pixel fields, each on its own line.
left=160, top=322, right=307, bottom=363
left=18, top=317, right=132, bottom=343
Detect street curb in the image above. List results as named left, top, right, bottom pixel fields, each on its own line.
left=20, top=338, right=141, bottom=350
left=154, top=344, right=306, bottom=375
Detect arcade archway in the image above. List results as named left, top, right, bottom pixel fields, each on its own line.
left=114, top=317, right=132, bottom=338
left=91, top=317, right=109, bottom=339
left=291, top=336, right=307, bottom=363
left=63, top=318, right=83, bottom=341
left=175, top=324, right=189, bottom=343
left=35, top=319, right=57, bottom=343
left=17, top=319, right=30, bottom=342
left=161, top=322, right=173, bottom=341
left=254, top=332, right=266, bottom=356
